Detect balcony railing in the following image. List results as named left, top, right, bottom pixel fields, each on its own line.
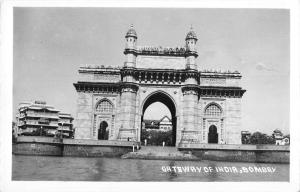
left=25, top=121, right=59, bottom=127
left=26, top=112, right=59, bottom=119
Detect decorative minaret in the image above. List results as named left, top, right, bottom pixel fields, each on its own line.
left=124, top=24, right=138, bottom=68
left=181, top=26, right=200, bottom=144
left=185, top=26, right=198, bottom=71
left=118, top=25, right=139, bottom=141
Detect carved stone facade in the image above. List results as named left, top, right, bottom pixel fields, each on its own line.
left=74, top=25, right=246, bottom=146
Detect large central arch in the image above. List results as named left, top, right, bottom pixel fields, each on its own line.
left=140, top=91, right=177, bottom=146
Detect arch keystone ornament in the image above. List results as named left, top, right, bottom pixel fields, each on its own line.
left=74, top=25, right=246, bottom=146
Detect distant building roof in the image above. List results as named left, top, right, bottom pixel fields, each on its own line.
left=18, top=100, right=60, bottom=112
left=159, top=115, right=171, bottom=122
left=241, top=131, right=251, bottom=135
left=144, top=116, right=172, bottom=129
left=144, top=120, right=160, bottom=129
left=59, top=113, right=74, bottom=119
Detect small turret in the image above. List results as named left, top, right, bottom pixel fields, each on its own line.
left=124, top=24, right=138, bottom=68
left=185, top=26, right=198, bottom=70
left=185, top=26, right=198, bottom=52
left=125, top=24, right=137, bottom=49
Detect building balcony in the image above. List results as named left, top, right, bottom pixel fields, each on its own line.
left=26, top=113, right=59, bottom=119
left=18, top=122, right=26, bottom=126
left=18, top=113, right=26, bottom=118
left=57, top=127, right=73, bottom=132
left=58, top=122, right=72, bottom=125
left=24, top=122, right=59, bottom=128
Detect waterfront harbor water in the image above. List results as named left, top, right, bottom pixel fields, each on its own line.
left=12, top=155, right=289, bottom=181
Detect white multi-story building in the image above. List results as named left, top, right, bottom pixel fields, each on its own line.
left=16, top=100, right=73, bottom=138
left=58, top=113, right=74, bottom=138
left=158, top=116, right=172, bottom=132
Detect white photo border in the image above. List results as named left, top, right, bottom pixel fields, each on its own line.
left=1, top=0, right=299, bottom=192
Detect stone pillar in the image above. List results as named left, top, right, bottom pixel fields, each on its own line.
left=118, top=83, right=138, bottom=141
left=74, top=92, right=93, bottom=139
left=181, top=85, right=200, bottom=143
left=225, top=98, right=242, bottom=144
left=119, top=26, right=139, bottom=141
left=183, top=88, right=198, bottom=130
left=186, top=54, right=197, bottom=70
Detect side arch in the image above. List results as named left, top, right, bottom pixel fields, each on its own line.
left=93, top=98, right=114, bottom=140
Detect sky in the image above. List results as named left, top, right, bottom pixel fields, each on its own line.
left=13, top=8, right=290, bottom=135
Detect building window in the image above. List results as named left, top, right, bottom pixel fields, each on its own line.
left=205, top=104, right=222, bottom=117
left=96, top=100, right=113, bottom=113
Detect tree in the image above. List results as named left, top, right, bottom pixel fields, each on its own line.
left=249, top=132, right=275, bottom=144
left=12, top=122, right=17, bottom=143
left=141, top=129, right=173, bottom=146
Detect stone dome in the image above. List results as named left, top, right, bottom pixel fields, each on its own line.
left=185, top=27, right=197, bottom=40
left=125, top=24, right=137, bottom=38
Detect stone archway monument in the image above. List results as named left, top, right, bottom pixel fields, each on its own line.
left=74, top=25, right=246, bottom=146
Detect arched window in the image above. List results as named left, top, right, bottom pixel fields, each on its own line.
left=96, top=100, right=113, bottom=113
left=205, top=104, right=222, bottom=117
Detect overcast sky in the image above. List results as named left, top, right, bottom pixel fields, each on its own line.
left=13, top=8, right=289, bottom=134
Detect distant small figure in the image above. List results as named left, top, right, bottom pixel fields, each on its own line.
left=144, top=139, right=147, bottom=146
left=162, top=141, right=165, bottom=147
left=127, top=137, right=130, bottom=141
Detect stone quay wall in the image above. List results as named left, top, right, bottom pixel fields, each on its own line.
left=13, top=137, right=289, bottom=163
left=13, top=136, right=138, bottom=157
left=13, top=136, right=63, bottom=156
left=63, top=139, right=137, bottom=157
left=178, top=143, right=290, bottom=163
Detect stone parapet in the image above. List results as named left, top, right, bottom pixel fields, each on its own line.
left=16, top=136, right=62, bottom=144
left=178, top=143, right=289, bottom=163
left=136, top=55, right=186, bottom=69
left=63, top=138, right=138, bottom=146
left=13, top=136, right=139, bottom=157
left=178, top=143, right=290, bottom=151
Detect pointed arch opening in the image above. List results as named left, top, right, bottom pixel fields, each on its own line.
left=98, top=121, right=109, bottom=140
left=208, top=125, right=218, bottom=144
left=141, top=91, right=177, bottom=146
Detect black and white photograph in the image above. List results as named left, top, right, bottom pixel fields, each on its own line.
left=1, top=0, right=300, bottom=192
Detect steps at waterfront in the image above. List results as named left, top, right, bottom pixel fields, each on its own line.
left=121, top=146, right=199, bottom=161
